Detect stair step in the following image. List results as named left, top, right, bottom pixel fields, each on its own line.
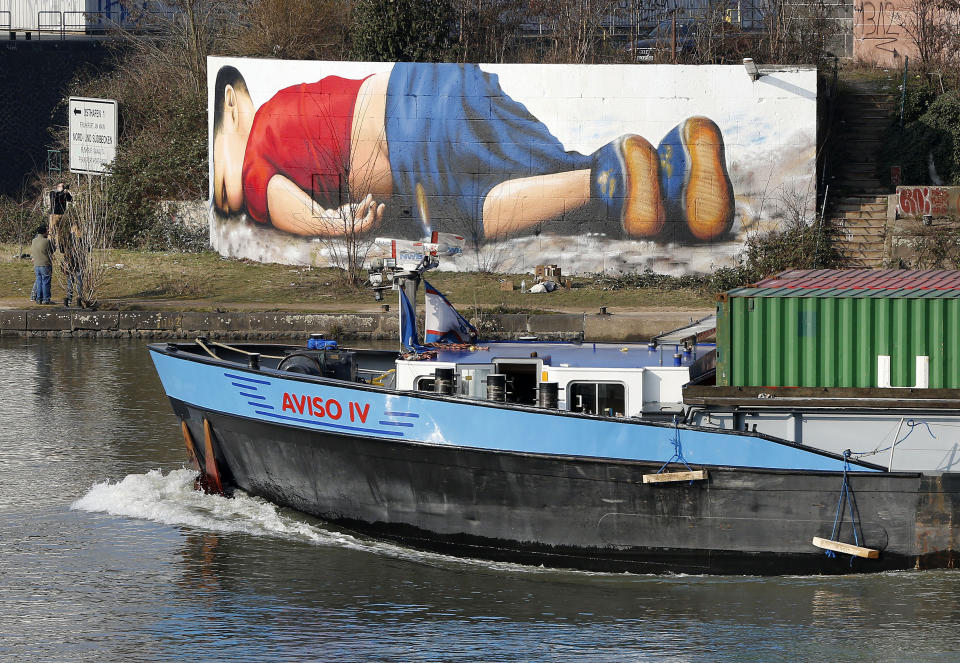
left=831, top=204, right=886, bottom=210
left=833, top=202, right=888, bottom=210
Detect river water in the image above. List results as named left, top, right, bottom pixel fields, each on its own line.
left=3, top=337, right=960, bottom=662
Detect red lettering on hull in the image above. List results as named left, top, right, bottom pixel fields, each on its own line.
left=281, top=392, right=371, bottom=425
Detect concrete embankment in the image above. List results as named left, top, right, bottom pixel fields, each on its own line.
left=0, top=309, right=712, bottom=342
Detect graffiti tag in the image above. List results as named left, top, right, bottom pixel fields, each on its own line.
left=855, top=0, right=901, bottom=53
left=898, top=186, right=951, bottom=216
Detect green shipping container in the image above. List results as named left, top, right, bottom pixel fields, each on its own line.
left=716, top=287, right=960, bottom=389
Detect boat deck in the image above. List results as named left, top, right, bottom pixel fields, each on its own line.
left=427, top=341, right=714, bottom=369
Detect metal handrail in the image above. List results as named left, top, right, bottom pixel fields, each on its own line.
left=37, top=11, right=63, bottom=39
left=64, top=11, right=124, bottom=34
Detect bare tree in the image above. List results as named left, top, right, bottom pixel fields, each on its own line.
left=531, top=0, right=621, bottom=63
left=268, top=92, right=390, bottom=285
left=758, top=0, right=843, bottom=65
left=52, top=175, right=116, bottom=308
left=451, top=0, right=527, bottom=63
left=224, top=0, right=352, bottom=60
left=895, top=0, right=960, bottom=67
left=0, top=175, right=45, bottom=258
left=116, top=1, right=239, bottom=97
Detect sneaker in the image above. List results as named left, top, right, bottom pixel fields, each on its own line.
left=657, top=116, right=734, bottom=242
left=591, top=135, right=664, bottom=237
left=40, top=300, right=52, bottom=305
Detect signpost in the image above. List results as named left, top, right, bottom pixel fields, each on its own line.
left=68, top=97, right=118, bottom=175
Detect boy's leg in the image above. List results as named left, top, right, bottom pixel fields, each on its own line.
left=589, top=135, right=664, bottom=237
left=657, top=117, right=734, bottom=241
left=482, top=171, right=590, bottom=238
left=481, top=136, right=666, bottom=239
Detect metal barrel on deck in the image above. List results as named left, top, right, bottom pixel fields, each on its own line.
left=487, top=374, right=506, bottom=402
left=538, top=382, right=558, bottom=409
left=434, top=368, right=455, bottom=395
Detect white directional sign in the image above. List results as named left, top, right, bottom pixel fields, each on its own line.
left=69, top=97, right=118, bottom=175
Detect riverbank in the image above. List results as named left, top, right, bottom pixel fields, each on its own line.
left=0, top=245, right=715, bottom=340
left=0, top=307, right=712, bottom=342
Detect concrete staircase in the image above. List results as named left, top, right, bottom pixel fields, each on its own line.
left=825, top=80, right=896, bottom=267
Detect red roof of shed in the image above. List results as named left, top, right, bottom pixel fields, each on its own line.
left=754, top=269, right=960, bottom=291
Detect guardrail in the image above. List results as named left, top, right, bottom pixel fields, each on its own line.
left=4, top=10, right=174, bottom=40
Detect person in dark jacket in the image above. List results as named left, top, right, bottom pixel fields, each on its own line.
left=30, top=225, right=54, bottom=305
left=49, top=182, right=71, bottom=230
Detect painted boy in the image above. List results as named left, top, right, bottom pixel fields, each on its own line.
left=212, top=62, right=734, bottom=242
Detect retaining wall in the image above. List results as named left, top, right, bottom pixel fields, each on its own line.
left=0, top=309, right=709, bottom=342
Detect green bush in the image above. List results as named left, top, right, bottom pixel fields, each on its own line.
left=0, top=194, right=44, bottom=248
left=883, top=90, right=960, bottom=186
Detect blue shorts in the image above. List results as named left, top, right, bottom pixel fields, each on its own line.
left=385, top=63, right=591, bottom=237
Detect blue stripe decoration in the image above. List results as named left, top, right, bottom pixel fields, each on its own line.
left=232, top=382, right=256, bottom=389
left=255, top=410, right=404, bottom=437
left=241, top=392, right=266, bottom=400
left=252, top=402, right=274, bottom=410
left=224, top=372, right=272, bottom=385
left=379, top=420, right=415, bottom=428
left=384, top=411, right=420, bottom=418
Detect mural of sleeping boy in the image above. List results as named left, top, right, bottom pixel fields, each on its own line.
left=209, top=58, right=818, bottom=273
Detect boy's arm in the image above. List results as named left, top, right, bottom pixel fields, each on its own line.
left=266, top=174, right=385, bottom=236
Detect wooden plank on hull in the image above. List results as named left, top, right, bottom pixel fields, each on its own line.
left=643, top=470, right=708, bottom=484
left=812, top=536, right=880, bottom=558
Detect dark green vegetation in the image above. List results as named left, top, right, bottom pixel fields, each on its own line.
left=881, top=74, right=960, bottom=187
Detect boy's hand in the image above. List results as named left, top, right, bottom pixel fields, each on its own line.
left=352, top=193, right=386, bottom=232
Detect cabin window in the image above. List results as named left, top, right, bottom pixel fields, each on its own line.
left=568, top=382, right=626, bottom=417
left=414, top=376, right=435, bottom=391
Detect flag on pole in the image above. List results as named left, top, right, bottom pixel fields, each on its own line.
left=423, top=280, right=477, bottom=344
left=399, top=287, right=420, bottom=351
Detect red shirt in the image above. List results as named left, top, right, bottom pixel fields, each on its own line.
left=242, top=76, right=368, bottom=225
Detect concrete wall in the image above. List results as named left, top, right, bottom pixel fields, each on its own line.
left=0, top=309, right=711, bottom=342
left=896, top=186, right=960, bottom=217
left=852, top=0, right=917, bottom=65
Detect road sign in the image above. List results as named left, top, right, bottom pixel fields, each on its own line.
left=69, top=97, right=118, bottom=175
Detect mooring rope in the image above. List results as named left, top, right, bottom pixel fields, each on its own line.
left=851, top=418, right=936, bottom=459
left=825, top=449, right=864, bottom=566
left=656, top=418, right=694, bottom=476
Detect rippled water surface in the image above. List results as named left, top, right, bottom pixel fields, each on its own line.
left=3, top=337, right=960, bottom=662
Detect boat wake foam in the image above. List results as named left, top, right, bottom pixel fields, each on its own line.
left=70, top=468, right=359, bottom=548
left=69, top=468, right=567, bottom=575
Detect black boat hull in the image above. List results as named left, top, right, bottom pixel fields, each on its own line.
left=172, top=398, right=960, bottom=575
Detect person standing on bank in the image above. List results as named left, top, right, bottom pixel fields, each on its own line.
left=30, top=225, right=54, bottom=305
left=59, top=220, right=85, bottom=308
left=49, top=182, right=71, bottom=233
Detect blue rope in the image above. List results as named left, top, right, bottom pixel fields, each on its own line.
left=656, top=418, right=694, bottom=478
left=824, top=450, right=864, bottom=566
left=851, top=418, right=935, bottom=458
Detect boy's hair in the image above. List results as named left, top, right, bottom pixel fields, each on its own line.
left=37, top=225, right=47, bottom=235
left=213, top=65, right=249, bottom=138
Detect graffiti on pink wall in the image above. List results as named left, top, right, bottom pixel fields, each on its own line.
left=854, top=0, right=915, bottom=65
left=897, top=186, right=960, bottom=217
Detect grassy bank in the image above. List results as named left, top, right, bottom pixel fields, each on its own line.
left=0, top=245, right=714, bottom=313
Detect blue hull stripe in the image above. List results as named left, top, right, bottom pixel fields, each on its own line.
left=255, top=410, right=404, bottom=437
left=149, top=350, right=879, bottom=473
